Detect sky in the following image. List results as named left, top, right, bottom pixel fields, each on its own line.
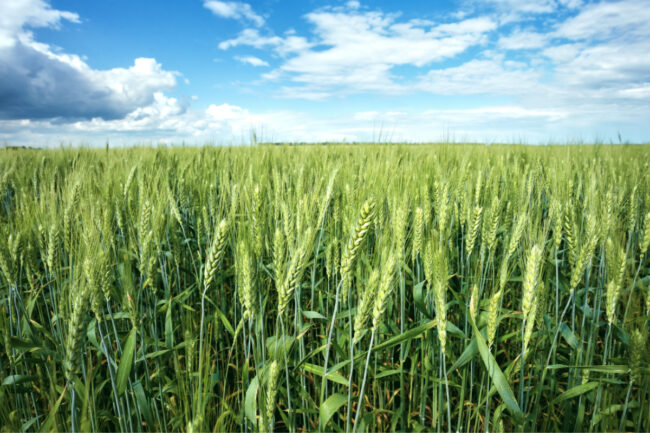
left=1, top=0, right=649, bottom=146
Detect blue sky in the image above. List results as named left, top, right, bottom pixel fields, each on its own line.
left=1, top=0, right=649, bottom=145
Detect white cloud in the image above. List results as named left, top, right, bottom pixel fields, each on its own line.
left=297, top=12, right=495, bottom=68
left=430, top=105, right=568, bottom=122
left=542, top=43, right=582, bottom=63
left=491, top=0, right=557, bottom=14
left=218, top=28, right=282, bottom=50
left=218, top=28, right=312, bottom=54
left=10, top=101, right=641, bottom=146
left=428, top=2, right=650, bottom=113
left=473, top=0, right=557, bottom=24
left=3, top=0, right=650, bottom=146
left=203, top=1, right=264, bottom=27
left=275, top=34, right=313, bottom=56
left=204, top=103, right=268, bottom=136
left=554, top=0, right=650, bottom=40
left=0, top=0, right=179, bottom=121
left=463, top=0, right=581, bottom=26
left=549, top=39, right=650, bottom=94
left=217, top=0, right=650, bottom=113
left=235, top=55, right=269, bottom=67
left=67, top=92, right=187, bottom=133
left=498, top=29, right=547, bottom=49
left=0, top=0, right=79, bottom=48
left=557, top=0, right=583, bottom=8
left=220, top=9, right=497, bottom=97
left=417, top=57, right=542, bottom=96
left=431, top=17, right=497, bottom=36
left=538, top=1, right=650, bottom=107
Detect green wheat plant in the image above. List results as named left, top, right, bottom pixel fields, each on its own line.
left=0, top=143, right=648, bottom=433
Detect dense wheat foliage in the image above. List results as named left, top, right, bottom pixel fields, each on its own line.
left=1, top=144, right=649, bottom=432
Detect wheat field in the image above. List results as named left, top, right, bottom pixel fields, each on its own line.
left=0, top=144, right=648, bottom=432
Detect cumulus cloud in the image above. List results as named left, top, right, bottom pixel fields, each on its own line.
left=0, top=42, right=177, bottom=120
left=0, top=0, right=179, bottom=121
left=67, top=93, right=188, bottom=133
left=203, top=1, right=264, bottom=26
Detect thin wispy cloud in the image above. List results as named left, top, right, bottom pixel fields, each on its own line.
left=235, top=55, right=269, bottom=67
left=203, top=1, right=264, bottom=27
